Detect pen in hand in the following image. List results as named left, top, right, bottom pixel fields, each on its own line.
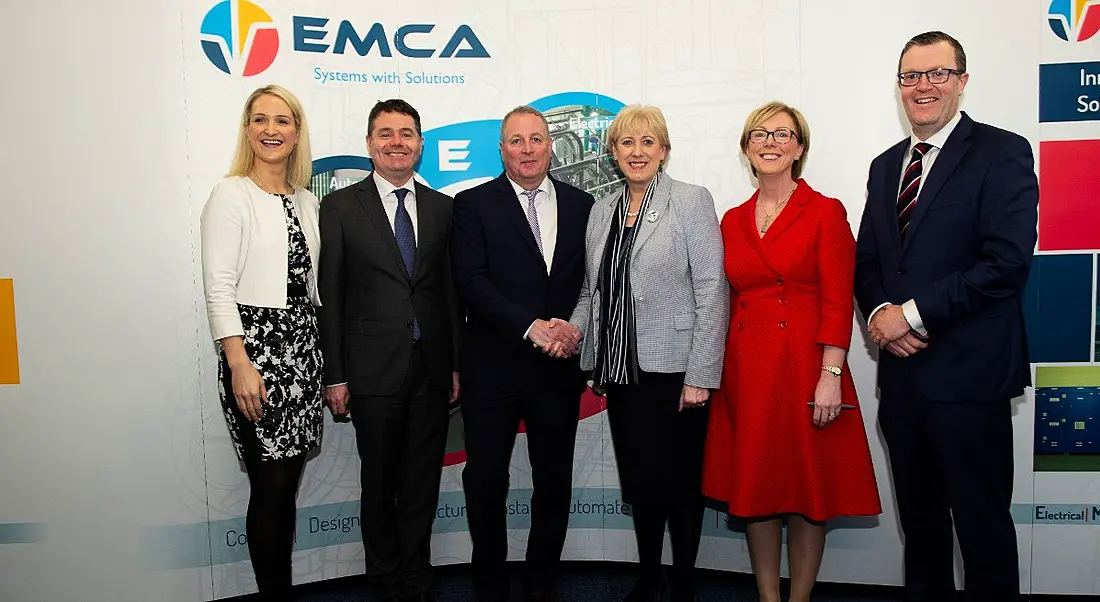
left=807, top=402, right=857, bottom=410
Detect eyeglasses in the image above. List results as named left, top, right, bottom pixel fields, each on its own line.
left=897, top=68, right=964, bottom=86
left=748, top=128, right=798, bottom=144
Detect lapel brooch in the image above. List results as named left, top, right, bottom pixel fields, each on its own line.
left=645, top=209, right=659, bottom=223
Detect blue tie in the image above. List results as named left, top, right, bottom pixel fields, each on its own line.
left=393, top=188, right=420, bottom=340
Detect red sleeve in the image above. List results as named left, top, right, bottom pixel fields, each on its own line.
left=815, top=196, right=857, bottom=349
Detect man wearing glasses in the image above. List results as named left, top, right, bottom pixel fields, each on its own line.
left=854, top=31, right=1037, bottom=602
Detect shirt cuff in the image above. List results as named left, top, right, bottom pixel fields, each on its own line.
left=868, top=302, right=890, bottom=325
left=901, top=299, right=928, bottom=337
left=325, top=382, right=347, bottom=389
left=523, top=320, right=536, bottom=341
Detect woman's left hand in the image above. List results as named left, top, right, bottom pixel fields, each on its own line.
left=812, top=375, right=843, bottom=428
left=680, top=384, right=710, bottom=411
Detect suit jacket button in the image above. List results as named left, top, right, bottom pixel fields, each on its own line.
left=778, top=297, right=787, bottom=305
left=737, top=323, right=745, bottom=330
left=406, top=321, right=413, bottom=328
left=779, top=321, right=787, bottom=328
left=897, top=268, right=907, bottom=275
left=777, top=278, right=784, bottom=286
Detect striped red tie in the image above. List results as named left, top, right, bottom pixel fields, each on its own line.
left=896, top=142, right=933, bottom=237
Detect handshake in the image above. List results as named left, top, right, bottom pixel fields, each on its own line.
left=529, top=318, right=582, bottom=359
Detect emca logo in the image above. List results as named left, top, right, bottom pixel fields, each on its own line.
left=293, top=17, right=489, bottom=58
left=200, top=1, right=490, bottom=75
left=1048, top=0, right=1100, bottom=42
left=200, top=0, right=279, bottom=76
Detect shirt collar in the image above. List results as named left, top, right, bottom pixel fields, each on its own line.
left=507, top=175, right=552, bottom=198
left=909, top=110, right=962, bottom=153
left=374, top=172, right=416, bottom=200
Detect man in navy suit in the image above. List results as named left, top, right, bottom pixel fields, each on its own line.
left=855, top=31, right=1038, bottom=602
left=451, top=106, right=593, bottom=602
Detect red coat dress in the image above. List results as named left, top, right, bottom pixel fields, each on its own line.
left=702, top=180, right=881, bottom=521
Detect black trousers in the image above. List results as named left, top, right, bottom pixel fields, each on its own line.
left=350, top=344, right=450, bottom=600
left=461, top=388, right=582, bottom=602
left=606, top=372, right=708, bottom=602
left=879, top=386, right=1019, bottom=602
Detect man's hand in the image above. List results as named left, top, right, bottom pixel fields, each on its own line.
left=868, top=304, right=912, bottom=346
left=528, top=318, right=581, bottom=358
left=324, top=384, right=350, bottom=419
left=450, top=372, right=461, bottom=404
left=545, top=318, right=582, bottom=358
left=885, top=331, right=930, bottom=358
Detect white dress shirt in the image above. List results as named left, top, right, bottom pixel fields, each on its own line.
left=870, top=110, right=963, bottom=336
left=508, top=175, right=558, bottom=273
left=509, top=175, right=558, bottom=340
left=374, top=173, right=419, bottom=242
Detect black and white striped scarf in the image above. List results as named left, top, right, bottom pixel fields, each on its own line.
left=594, top=173, right=660, bottom=386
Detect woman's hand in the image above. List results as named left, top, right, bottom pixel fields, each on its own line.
left=679, top=384, right=710, bottom=411
left=812, top=373, right=842, bottom=428
left=231, top=362, right=267, bottom=422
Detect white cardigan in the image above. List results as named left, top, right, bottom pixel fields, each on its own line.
left=200, top=176, right=322, bottom=341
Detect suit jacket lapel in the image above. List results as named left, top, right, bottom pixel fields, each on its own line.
left=547, top=177, right=576, bottom=278
left=411, top=181, right=438, bottom=283
left=630, top=174, right=671, bottom=261
left=357, top=172, right=409, bottom=280
left=497, top=174, right=546, bottom=262
left=901, top=114, right=973, bottom=255
left=882, top=139, right=909, bottom=253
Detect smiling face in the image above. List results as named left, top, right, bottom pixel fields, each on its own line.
left=611, top=129, right=668, bottom=188
left=745, top=111, right=804, bottom=179
left=898, top=40, right=968, bottom=139
left=500, top=112, right=552, bottom=190
left=247, top=94, right=299, bottom=169
left=367, top=110, right=423, bottom=185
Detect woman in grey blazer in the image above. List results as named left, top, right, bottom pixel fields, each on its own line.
left=567, top=105, right=729, bottom=602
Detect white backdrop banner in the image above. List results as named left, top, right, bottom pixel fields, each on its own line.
left=3, top=0, right=1098, bottom=600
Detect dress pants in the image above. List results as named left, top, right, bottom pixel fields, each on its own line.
left=351, top=343, right=450, bottom=600
left=606, top=371, right=708, bottom=602
left=878, top=385, right=1019, bottom=602
left=461, top=387, right=582, bottom=602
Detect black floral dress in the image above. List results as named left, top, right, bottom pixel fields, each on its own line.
left=218, top=193, right=323, bottom=461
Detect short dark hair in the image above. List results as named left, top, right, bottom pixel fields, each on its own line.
left=368, top=99, right=422, bottom=136
left=898, top=31, right=967, bottom=74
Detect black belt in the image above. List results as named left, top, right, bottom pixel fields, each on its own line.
left=286, top=280, right=308, bottom=299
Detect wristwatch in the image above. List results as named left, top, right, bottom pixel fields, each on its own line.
left=821, top=365, right=842, bottom=377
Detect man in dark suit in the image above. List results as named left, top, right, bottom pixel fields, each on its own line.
left=855, top=31, right=1038, bottom=602
left=450, top=106, right=592, bottom=602
left=319, top=99, right=462, bottom=602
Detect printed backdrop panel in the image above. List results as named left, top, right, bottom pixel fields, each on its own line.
left=2, top=0, right=1095, bottom=600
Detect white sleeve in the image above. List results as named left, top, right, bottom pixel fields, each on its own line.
left=200, top=181, right=247, bottom=341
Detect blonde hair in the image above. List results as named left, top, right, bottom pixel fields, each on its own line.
left=607, top=105, right=671, bottom=168
left=228, top=85, right=313, bottom=189
left=740, top=101, right=811, bottom=179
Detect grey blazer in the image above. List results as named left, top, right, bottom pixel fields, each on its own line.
left=569, top=174, right=730, bottom=388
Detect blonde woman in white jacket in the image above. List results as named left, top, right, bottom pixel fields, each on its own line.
left=200, top=84, right=321, bottom=599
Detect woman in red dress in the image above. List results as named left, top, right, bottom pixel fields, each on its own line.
left=702, top=101, right=881, bottom=602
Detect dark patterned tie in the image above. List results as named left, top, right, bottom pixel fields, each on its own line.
left=896, top=142, right=933, bottom=237
left=393, top=188, right=420, bottom=340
